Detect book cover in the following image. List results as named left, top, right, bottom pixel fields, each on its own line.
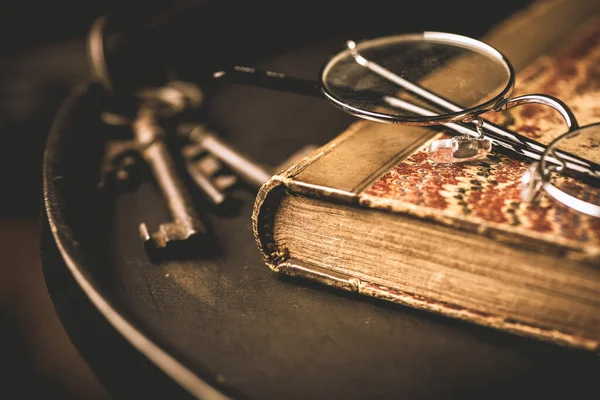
left=252, top=0, right=600, bottom=351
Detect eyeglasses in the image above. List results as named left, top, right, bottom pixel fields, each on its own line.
left=320, top=32, right=600, bottom=218
left=89, top=20, right=600, bottom=218
left=215, top=32, right=600, bottom=218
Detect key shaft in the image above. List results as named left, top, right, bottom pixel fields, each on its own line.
left=134, top=104, right=206, bottom=249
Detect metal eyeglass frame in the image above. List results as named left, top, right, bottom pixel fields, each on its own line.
left=533, top=122, right=600, bottom=218
left=316, top=32, right=599, bottom=217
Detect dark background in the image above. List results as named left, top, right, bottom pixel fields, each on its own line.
left=0, top=0, right=535, bottom=398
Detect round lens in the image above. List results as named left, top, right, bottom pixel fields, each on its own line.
left=320, top=32, right=514, bottom=125
left=540, top=123, right=600, bottom=217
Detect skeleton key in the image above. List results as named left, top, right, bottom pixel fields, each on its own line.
left=132, top=86, right=208, bottom=252
left=190, top=127, right=271, bottom=189
left=180, top=123, right=317, bottom=190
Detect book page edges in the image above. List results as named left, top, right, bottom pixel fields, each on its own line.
left=275, top=259, right=600, bottom=353
left=252, top=182, right=600, bottom=352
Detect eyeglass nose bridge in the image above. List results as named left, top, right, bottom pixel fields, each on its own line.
left=492, top=93, right=580, bottom=173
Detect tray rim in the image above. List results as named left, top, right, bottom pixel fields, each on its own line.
left=42, top=82, right=231, bottom=400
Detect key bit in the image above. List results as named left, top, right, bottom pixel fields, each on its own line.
left=181, top=124, right=272, bottom=189
left=181, top=146, right=237, bottom=206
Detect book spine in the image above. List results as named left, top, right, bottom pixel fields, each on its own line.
left=252, top=178, right=289, bottom=269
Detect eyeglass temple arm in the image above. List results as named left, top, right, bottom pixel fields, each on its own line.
left=212, top=66, right=324, bottom=97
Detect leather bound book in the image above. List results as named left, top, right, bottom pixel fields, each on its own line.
left=252, top=0, right=600, bottom=352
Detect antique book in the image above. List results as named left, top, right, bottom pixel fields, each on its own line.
left=252, top=0, right=600, bottom=352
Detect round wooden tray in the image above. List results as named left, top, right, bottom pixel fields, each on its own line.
left=41, top=5, right=600, bottom=399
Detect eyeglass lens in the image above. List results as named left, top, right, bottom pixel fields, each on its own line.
left=542, top=124, right=600, bottom=212
left=320, top=33, right=512, bottom=124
